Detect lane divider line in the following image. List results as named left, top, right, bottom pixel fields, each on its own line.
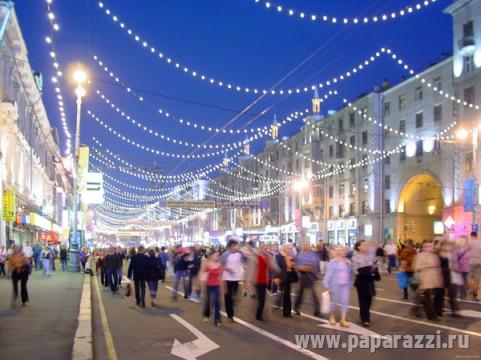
left=93, top=275, right=119, bottom=360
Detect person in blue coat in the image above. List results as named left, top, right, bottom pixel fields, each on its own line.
left=128, top=246, right=149, bottom=308
left=323, top=246, right=352, bottom=328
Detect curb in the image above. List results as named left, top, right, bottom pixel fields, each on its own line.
left=72, top=275, right=93, bottom=360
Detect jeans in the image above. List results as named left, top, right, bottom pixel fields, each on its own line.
left=203, top=285, right=221, bottom=322
left=256, top=285, right=267, bottom=320
left=42, top=259, right=51, bottom=276
left=387, top=255, right=397, bottom=274
left=281, top=278, right=292, bottom=316
left=173, top=270, right=188, bottom=299
left=34, top=256, right=42, bottom=270
left=147, top=280, right=158, bottom=298
left=460, top=272, right=469, bottom=299
left=117, top=267, right=123, bottom=286
left=106, top=269, right=119, bottom=292
left=224, top=281, right=239, bottom=319
left=134, top=279, right=146, bottom=305
left=294, top=273, right=320, bottom=315
left=61, top=259, right=67, bottom=272
left=11, top=271, right=29, bottom=305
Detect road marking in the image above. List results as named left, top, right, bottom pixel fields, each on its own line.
left=165, top=286, right=329, bottom=360
left=459, top=309, right=481, bottom=319
left=93, top=275, right=119, bottom=360
left=169, top=313, right=219, bottom=360
left=346, top=304, right=481, bottom=338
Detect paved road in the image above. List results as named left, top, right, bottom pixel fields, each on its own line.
left=92, top=271, right=481, bottom=360
left=0, top=268, right=84, bottom=360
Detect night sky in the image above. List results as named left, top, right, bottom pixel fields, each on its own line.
left=14, top=0, right=453, bottom=197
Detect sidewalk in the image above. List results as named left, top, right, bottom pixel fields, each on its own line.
left=0, top=266, right=85, bottom=360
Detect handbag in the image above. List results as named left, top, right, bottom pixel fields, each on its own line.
left=321, top=291, right=330, bottom=315
left=124, top=283, right=132, bottom=298
left=373, top=268, right=381, bottom=282
left=450, top=271, right=463, bottom=286
left=396, top=271, right=409, bottom=288
left=290, top=270, right=299, bottom=284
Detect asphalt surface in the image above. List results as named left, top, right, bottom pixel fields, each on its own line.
left=92, top=270, right=481, bottom=360
left=0, top=266, right=84, bottom=360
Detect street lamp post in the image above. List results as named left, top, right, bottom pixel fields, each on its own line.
left=68, top=68, right=87, bottom=272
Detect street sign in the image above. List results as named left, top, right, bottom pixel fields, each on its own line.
left=82, top=172, right=104, bottom=205
left=165, top=200, right=269, bottom=209
left=2, top=190, right=15, bottom=222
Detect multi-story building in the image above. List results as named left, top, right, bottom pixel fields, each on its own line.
left=183, top=0, right=481, bottom=246
left=0, top=7, right=71, bottom=247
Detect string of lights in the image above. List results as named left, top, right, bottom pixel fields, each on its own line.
left=251, top=0, right=439, bottom=25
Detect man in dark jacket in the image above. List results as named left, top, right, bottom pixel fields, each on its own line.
left=128, top=246, right=149, bottom=307
left=104, top=247, right=121, bottom=294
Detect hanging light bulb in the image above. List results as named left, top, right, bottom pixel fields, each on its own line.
left=243, top=138, right=250, bottom=155
left=223, top=152, right=230, bottom=167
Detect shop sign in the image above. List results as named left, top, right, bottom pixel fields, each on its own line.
left=434, top=221, right=444, bottom=235
left=30, top=212, right=51, bottom=231
left=2, top=190, right=15, bottom=221
left=364, top=224, right=373, bottom=237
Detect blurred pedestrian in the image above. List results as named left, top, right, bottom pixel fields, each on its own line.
left=323, top=246, right=351, bottom=327
left=434, top=241, right=459, bottom=317
left=384, top=241, right=398, bottom=274
left=128, top=246, right=149, bottom=307
left=0, top=245, right=7, bottom=277
left=104, top=247, right=121, bottom=295
left=157, top=247, right=169, bottom=283
left=202, top=250, right=223, bottom=326
left=275, top=243, right=297, bottom=317
left=255, top=243, right=274, bottom=321
left=146, top=248, right=161, bottom=307
left=221, top=238, right=244, bottom=322
left=399, top=240, right=417, bottom=299
left=41, top=246, right=52, bottom=277
left=412, top=240, right=443, bottom=321
left=9, top=245, right=30, bottom=308
left=468, top=231, right=481, bottom=301
left=294, top=241, right=321, bottom=317
left=454, top=236, right=470, bottom=300
left=352, top=240, right=379, bottom=327
left=60, top=245, right=68, bottom=271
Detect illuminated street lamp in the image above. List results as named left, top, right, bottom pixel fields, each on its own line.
left=69, top=66, right=88, bottom=272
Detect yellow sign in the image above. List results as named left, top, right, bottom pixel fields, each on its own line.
left=78, top=146, right=90, bottom=172
left=2, top=191, right=16, bottom=221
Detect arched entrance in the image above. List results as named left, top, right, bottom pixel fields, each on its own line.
left=396, top=173, right=444, bottom=244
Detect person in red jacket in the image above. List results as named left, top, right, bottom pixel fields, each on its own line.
left=255, top=244, right=271, bottom=321
left=202, top=251, right=224, bottom=326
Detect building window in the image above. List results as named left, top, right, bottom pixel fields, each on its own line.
left=434, top=104, right=442, bottom=122
left=415, top=86, right=423, bottom=101
left=296, top=159, right=300, bottom=171
left=385, top=175, right=391, bottom=190
left=398, top=93, right=406, bottom=110
left=385, top=154, right=391, bottom=165
left=329, top=145, right=334, bottom=158
left=329, top=186, right=333, bottom=198
left=416, top=140, right=423, bottom=157
left=383, top=101, right=391, bottom=116
left=464, top=86, right=475, bottom=105
left=433, top=76, right=442, bottom=91
left=361, top=200, right=368, bottom=215
left=399, top=119, right=406, bottom=133
left=350, top=135, right=356, bottom=146
left=464, top=20, right=474, bottom=38
left=400, top=146, right=406, bottom=161
left=336, top=143, right=344, bottom=159
left=349, top=113, right=355, bottom=128
left=339, top=183, right=345, bottom=196
left=329, top=206, right=334, bottom=218
left=385, top=199, right=391, bottom=214
left=464, top=55, right=474, bottom=74
left=415, top=112, right=423, bottom=128
left=351, top=182, right=357, bottom=195
left=349, top=203, right=356, bottom=216
left=350, top=158, right=355, bottom=172
left=466, top=152, right=474, bottom=172
left=339, top=204, right=345, bottom=217
left=362, top=131, right=368, bottom=145
left=338, top=117, right=344, bottom=131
